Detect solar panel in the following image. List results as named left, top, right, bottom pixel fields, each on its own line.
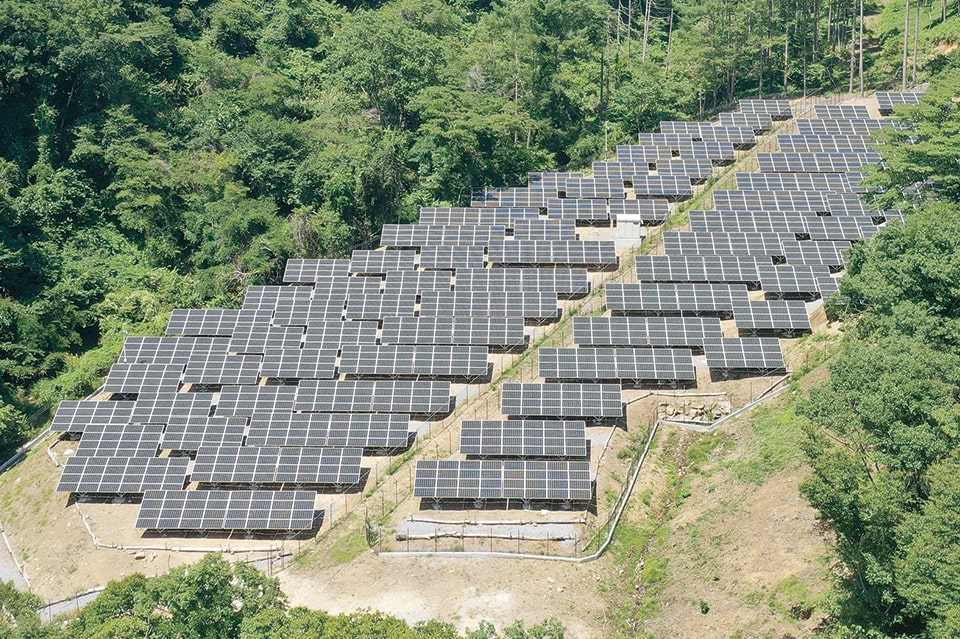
left=572, top=316, right=724, bottom=348
left=674, top=140, right=737, bottom=161
left=776, top=134, right=876, bottom=153
left=703, top=337, right=785, bottom=371
left=487, top=241, right=618, bottom=268
left=471, top=187, right=551, bottom=207
left=735, top=172, right=850, bottom=192
left=380, top=316, right=526, bottom=348
left=419, top=245, right=486, bottom=270
left=824, top=192, right=870, bottom=215
left=260, top=347, right=339, bottom=379
left=192, top=446, right=362, bottom=486
left=615, top=145, right=675, bottom=163
left=459, top=420, right=588, bottom=457
left=817, top=274, right=841, bottom=297
left=688, top=210, right=812, bottom=235
left=51, top=400, right=137, bottom=433
left=418, top=207, right=542, bottom=226
left=757, top=263, right=833, bottom=297
left=530, top=171, right=585, bottom=184
left=875, top=91, right=924, bottom=114
left=379, top=224, right=507, bottom=248
left=57, top=456, right=189, bottom=494
left=137, top=489, right=316, bottom=532
left=294, top=380, right=452, bottom=414
left=592, top=161, right=655, bottom=179
left=797, top=119, right=899, bottom=136
left=119, top=337, right=230, bottom=366
left=159, top=416, right=248, bottom=452
left=562, top=178, right=626, bottom=199
left=757, top=152, right=882, bottom=173
left=283, top=259, right=350, bottom=283
left=413, top=460, right=592, bottom=501
left=814, top=104, right=871, bottom=119
left=713, top=190, right=830, bottom=212
left=228, top=327, right=303, bottom=354
left=272, top=295, right=345, bottom=325
left=243, top=285, right=313, bottom=312
left=663, top=232, right=788, bottom=257
left=246, top=413, right=410, bottom=448
left=339, top=344, right=489, bottom=378
left=512, top=219, right=578, bottom=241
left=717, top=112, right=774, bottom=131
left=344, top=292, right=417, bottom=320
left=739, top=99, right=792, bottom=118
left=657, top=123, right=756, bottom=145
left=781, top=240, right=851, bottom=269
left=348, top=250, right=417, bottom=274
left=604, top=283, right=750, bottom=315
left=499, top=383, right=623, bottom=418
left=732, top=300, right=812, bottom=333
left=634, top=255, right=763, bottom=285
left=129, top=392, right=216, bottom=425
left=655, top=159, right=715, bottom=181
left=166, top=309, right=272, bottom=337
left=74, top=423, right=164, bottom=458
left=545, top=198, right=610, bottom=223
left=454, top=267, right=591, bottom=297
left=104, top=363, right=183, bottom=395
left=630, top=175, right=694, bottom=199
left=419, top=290, right=559, bottom=321
left=384, top=270, right=452, bottom=294
left=345, top=276, right=383, bottom=297
left=215, top=385, right=298, bottom=418
left=538, top=347, right=696, bottom=382
left=803, top=215, right=879, bottom=240
left=607, top=199, right=671, bottom=222
left=181, top=354, right=261, bottom=386
left=302, top=320, right=379, bottom=348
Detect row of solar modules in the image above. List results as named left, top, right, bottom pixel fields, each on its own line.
left=59, top=412, right=411, bottom=450
left=416, top=201, right=671, bottom=226
left=473, top=176, right=697, bottom=201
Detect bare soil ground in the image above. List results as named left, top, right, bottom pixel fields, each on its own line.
left=0, top=93, right=856, bottom=635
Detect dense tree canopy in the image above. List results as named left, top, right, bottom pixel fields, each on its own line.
left=0, top=555, right=564, bottom=639
left=800, top=51, right=960, bottom=638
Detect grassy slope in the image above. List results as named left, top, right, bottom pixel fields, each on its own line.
left=601, top=335, right=842, bottom=638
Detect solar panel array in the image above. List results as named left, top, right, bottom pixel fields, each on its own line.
left=414, top=460, right=592, bottom=502
left=459, top=420, right=587, bottom=458
left=538, top=347, right=696, bottom=383
left=572, top=316, right=724, bottom=348
left=137, top=490, right=316, bottom=532
left=55, top=92, right=908, bottom=524
left=875, top=91, right=924, bottom=114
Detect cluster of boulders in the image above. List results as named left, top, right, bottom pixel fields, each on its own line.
left=658, top=398, right=732, bottom=423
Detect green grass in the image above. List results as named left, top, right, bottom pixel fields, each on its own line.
left=329, top=515, right=370, bottom=564
left=730, top=400, right=809, bottom=485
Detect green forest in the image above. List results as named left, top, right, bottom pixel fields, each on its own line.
left=1, top=0, right=960, bottom=636
left=797, top=55, right=960, bottom=638
left=0, top=553, right=566, bottom=638
left=0, top=0, right=956, bottom=448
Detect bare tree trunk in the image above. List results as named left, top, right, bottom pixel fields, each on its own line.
left=642, top=0, right=653, bottom=64
left=849, top=23, right=856, bottom=94
left=813, top=0, right=821, bottom=61
left=912, top=0, right=921, bottom=83
left=665, top=8, right=674, bottom=66
left=784, top=21, right=790, bottom=93
left=859, top=0, right=864, bottom=94
left=902, top=0, right=910, bottom=90
left=627, top=0, right=633, bottom=59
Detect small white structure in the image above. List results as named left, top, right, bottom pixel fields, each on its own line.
left=615, top=214, right=648, bottom=247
